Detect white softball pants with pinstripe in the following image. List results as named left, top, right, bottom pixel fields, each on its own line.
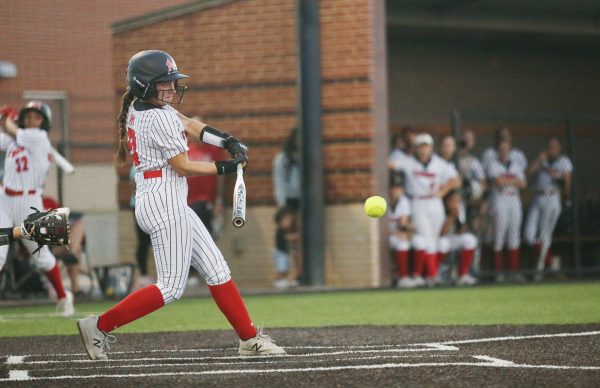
left=0, top=192, right=57, bottom=271
left=411, top=197, right=445, bottom=254
left=490, top=194, right=522, bottom=251
left=524, top=193, right=561, bottom=247
left=134, top=175, right=231, bottom=305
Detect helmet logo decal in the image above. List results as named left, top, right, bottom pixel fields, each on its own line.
left=166, top=58, right=177, bottom=74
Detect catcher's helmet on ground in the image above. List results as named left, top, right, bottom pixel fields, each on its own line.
left=18, top=100, right=52, bottom=131
left=126, top=50, right=189, bottom=102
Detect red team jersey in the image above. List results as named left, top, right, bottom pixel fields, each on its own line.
left=186, top=142, right=225, bottom=204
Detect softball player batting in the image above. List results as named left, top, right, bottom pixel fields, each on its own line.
left=524, top=137, right=572, bottom=276
left=0, top=101, right=74, bottom=316
left=485, top=139, right=527, bottom=282
left=389, top=133, right=461, bottom=286
left=77, top=50, right=285, bottom=360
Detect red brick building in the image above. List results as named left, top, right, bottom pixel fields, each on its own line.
left=112, top=0, right=389, bottom=287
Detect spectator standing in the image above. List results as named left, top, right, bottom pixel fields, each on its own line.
left=485, top=139, right=527, bottom=282
left=388, top=126, right=417, bottom=171
left=456, top=130, right=487, bottom=229
left=388, top=173, right=418, bottom=289
left=273, top=128, right=302, bottom=281
left=524, top=137, right=573, bottom=280
left=389, top=133, right=461, bottom=287
left=272, top=207, right=299, bottom=289
left=438, top=191, right=478, bottom=285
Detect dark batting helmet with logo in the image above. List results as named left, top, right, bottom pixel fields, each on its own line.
left=126, top=50, right=189, bottom=103
left=17, top=100, right=52, bottom=131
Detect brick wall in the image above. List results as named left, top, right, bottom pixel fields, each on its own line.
left=112, top=0, right=389, bottom=288
left=0, top=0, right=190, bottom=163
left=113, top=0, right=384, bottom=207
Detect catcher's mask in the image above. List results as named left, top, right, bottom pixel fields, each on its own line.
left=18, top=101, right=52, bottom=131
left=126, top=50, right=189, bottom=104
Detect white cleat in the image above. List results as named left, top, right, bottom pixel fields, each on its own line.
left=56, top=290, right=75, bottom=317
left=239, top=327, right=286, bottom=356
left=456, top=274, right=477, bottom=286
left=77, top=315, right=116, bottom=360
left=396, top=277, right=416, bottom=289
left=412, top=276, right=425, bottom=287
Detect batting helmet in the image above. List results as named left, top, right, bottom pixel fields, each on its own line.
left=17, top=100, right=52, bottom=131
left=126, top=50, right=189, bottom=101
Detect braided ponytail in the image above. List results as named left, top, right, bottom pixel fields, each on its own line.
left=115, top=91, right=135, bottom=166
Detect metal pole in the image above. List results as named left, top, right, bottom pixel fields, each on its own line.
left=565, top=119, right=582, bottom=277
left=297, top=0, right=324, bottom=285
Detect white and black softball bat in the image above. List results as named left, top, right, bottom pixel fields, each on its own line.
left=232, top=163, right=246, bottom=228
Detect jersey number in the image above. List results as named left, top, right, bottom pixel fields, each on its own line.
left=15, top=156, right=28, bottom=173
left=127, top=128, right=140, bottom=166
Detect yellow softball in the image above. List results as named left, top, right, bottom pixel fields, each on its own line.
left=364, top=196, right=387, bottom=218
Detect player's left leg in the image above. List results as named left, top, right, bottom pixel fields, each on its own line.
left=187, top=207, right=285, bottom=355
left=18, top=195, right=73, bottom=316
left=507, top=198, right=523, bottom=279
left=456, top=233, right=478, bottom=285
left=538, top=195, right=561, bottom=269
left=26, top=243, right=74, bottom=317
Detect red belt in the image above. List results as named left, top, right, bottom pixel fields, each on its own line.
left=4, top=187, right=36, bottom=196
left=536, top=190, right=558, bottom=196
left=143, top=170, right=162, bottom=179
left=412, top=194, right=436, bottom=200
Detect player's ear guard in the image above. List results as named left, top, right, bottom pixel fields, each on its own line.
left=215, top=154, right=248, bottom=175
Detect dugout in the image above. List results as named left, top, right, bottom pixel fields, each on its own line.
left=386, top=1, right=600, bottom=279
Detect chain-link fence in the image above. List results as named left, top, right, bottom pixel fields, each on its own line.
left=451, top=111, right=600, bottom=281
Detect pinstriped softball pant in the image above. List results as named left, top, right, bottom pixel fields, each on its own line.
left=134, top=175, right=231, bottom=304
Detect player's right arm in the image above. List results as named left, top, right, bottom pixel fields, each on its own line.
left=526, top=151, right=545, bottom=177
left=169, top=152, right=247, bottom=176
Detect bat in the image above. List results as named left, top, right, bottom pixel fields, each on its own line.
left=50, top=147, right=75, bottom=174
left=232, top=163, right=246, bottom=228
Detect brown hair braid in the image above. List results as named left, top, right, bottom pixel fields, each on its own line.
left=115, top=91, right=135, bottom=166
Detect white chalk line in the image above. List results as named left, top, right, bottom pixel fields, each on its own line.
left=6, top=343, right=439, bottom=360
left=15, top=346, right=452, bottom=365
left=430, top=330, right=600, bottom=346
left=27, top=354, right=456, bottom=373
left=8, top=329, right=599, bottom=360
left=3, top=357, right=600, bottom=382
left=0, top=312, right=94, bottom=321
left=4, top=329, right=600, bottom=381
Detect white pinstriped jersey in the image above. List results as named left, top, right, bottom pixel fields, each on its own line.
left=390, top=154, right=458, bottom=197
left=0, top=129, right=51, bottom=191
left=485, top=158, right=525, bottom=197
left=388, top=195, right=411, bottom=233
left=533, top=155, right=572, bottom=192
left=482, top=147, right=527, bottom=170
left=127, top=101, right=188, bottom=174
left=128, top=99, right=231, bottom=304
left=388, top=148, right=410, bottom=172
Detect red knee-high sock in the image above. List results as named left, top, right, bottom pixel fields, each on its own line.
left=437, top=252, right=446, bottom=266
left=545, top=246, right=553, bottom=268
left=493, top=250, right=504, bottom=272
left=209, top=280, right=257, bottom=340
left=395, top=250, right=409, bottom=278
left=459, top=249, right=474, bottom=276
left=508, top=249, right=520, bottom=272
left=45, top=264, right=66, bottom=299
left=413, top=250, right=425, bottom=277
left=97, top=285, right=164, bottom=333
left=426, top=253, right=438, bottom=278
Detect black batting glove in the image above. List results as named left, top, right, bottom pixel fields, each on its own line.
left=214, top=153, right=248, bottom=175
left=223, top=135, right=248, bottom=158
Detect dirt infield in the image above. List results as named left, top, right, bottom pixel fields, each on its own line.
left=1, top=324, right=600, bottom=387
